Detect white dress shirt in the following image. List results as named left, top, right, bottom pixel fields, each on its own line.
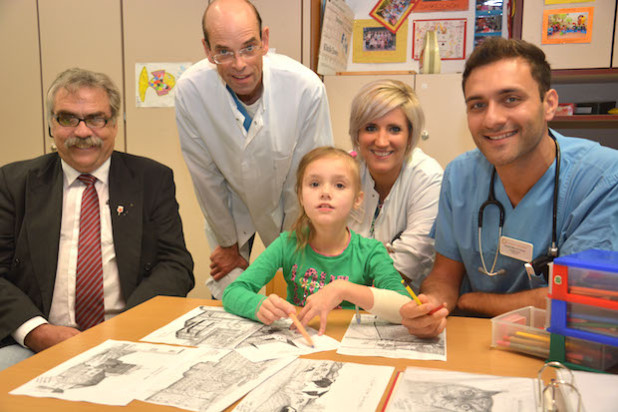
left=12, top=158, right=125, bottom=346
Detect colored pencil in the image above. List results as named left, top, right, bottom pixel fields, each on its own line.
left=401, top=279, right=422, bottom=305
left=497, top=340, right=549, bottom=356
left=289, top=313, right=314, bottom=348
left=428, top=304, right=445, bottom=315
left=507, top=335, right=549, bottom=349
left=400, top=279, right=445, bottom=314
left=515, top=330, right=550, bottom=342
left=570, top=285, right=618, bottom=300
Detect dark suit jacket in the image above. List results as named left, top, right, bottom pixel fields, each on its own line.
left=0, top=151, right=194, bottom=347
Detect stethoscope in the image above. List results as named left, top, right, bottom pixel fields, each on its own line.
left=478, top=133, right=561, bottom=281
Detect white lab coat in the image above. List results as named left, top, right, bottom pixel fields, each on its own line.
left=175, top=52, right=333, bottom=255
left=349, top=148, right=443, bottom=291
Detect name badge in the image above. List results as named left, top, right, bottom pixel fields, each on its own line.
left=499, top=236, right=533, bottom=262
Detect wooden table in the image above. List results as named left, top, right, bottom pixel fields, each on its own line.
left=0, top=296, right=545, bottom=411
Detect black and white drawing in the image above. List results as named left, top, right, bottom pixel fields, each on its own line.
left=386, top=367, right=538, bottom=412
left=337, top=314, right=446, bottom=360
left=142, top=305, right=262, bottom=348
left=10, top=340, right=221, bottom=406
left=236, top=358, right=394, bottom=412
left=143, top=350, right=295, bottom=412
left=141, top=306, right=340, bottom=362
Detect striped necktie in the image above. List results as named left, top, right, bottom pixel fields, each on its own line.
left=75, top=174, right=105, bottom=330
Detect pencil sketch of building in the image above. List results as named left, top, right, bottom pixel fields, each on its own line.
left=32, top=344, right=138, bottom=393
left=344, top=317, right=446, bottom=356
left=175, top=305, right=261, bottom=347
left=146, top=350, right=290, bottom=412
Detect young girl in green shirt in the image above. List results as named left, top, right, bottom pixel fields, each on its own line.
left=222, top=147, right=410, bottom=334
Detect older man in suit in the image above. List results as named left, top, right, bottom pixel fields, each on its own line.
left=0, top=68, right=194, bottom=369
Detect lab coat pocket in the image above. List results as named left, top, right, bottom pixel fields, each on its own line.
left=271, top=153, right=292, bottom=193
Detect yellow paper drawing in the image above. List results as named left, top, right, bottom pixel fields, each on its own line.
left=138, top=68, right=176, bottom=103
left=353, top=19, right=408, bottom=63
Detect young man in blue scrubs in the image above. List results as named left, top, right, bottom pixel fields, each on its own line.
left=401, top=38, right=618, bottom=338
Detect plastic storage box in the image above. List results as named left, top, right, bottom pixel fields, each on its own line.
left=551, top=249, right=618, bottom=309
left=492, top=306, right=618, bottom=371
left=548, top=299, right=618, bottom=346
left=549, top=332, right=618, bottom=372
left=491, top=306, right=550, bottom=358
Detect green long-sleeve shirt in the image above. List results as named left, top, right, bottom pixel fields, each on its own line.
left=222, top=230, right=408, bottom=320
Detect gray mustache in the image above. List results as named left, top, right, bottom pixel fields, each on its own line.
left=65, top=136, right=103, bottom=149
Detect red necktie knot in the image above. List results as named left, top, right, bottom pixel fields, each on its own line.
left=78, top=174, right=97, bottom=187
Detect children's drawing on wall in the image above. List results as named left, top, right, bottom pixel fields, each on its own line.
left=415, top=0, right=469, bottom=13
left=235, top=358, right=394, bottom=412
left=353, top=19, right=408, bottom=63
left=135, top=62, right=190, bottom=108
left=476, top=0, right=503, bottom=13
left=412, top=19, right=467, bottom=60
left=542, top=7, right=593, bottom=44
left=473, top=0, right=503, bottom=49
left=545, top=0, right=594, bottom=4
left=475, top=15, right=502, bottom=35
left=369, top=0, right=420, bottom=33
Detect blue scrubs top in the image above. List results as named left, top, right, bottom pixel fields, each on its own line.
left=433, top=131, right=618, bottom=295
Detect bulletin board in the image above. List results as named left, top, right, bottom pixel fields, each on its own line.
left=331, top=0, right=509, bottom=74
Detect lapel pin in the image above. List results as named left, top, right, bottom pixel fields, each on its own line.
left=117, top=205, right=124, bottom=216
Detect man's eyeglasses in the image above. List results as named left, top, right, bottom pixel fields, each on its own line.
left=54, top=113, right=110, bottom=129
left=212, top=44, right=262, bottom=65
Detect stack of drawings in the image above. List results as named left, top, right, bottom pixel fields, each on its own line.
left=548, top=249, right=618, bottom=372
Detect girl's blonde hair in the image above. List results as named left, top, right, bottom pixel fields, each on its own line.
left=291, top=146, right=361, bottom=251
left=349, top=79, right=425, bottom=158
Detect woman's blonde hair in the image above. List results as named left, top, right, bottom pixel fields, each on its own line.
left=349, top=79, right=425, bottom=157
left=291, top=146, right=361, bottom=251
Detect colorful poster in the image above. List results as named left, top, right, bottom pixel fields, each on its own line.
left=545, top=0, right=594, bottom=4
left=317, top=0, right=354, bottom=75
left=369, top=0, right=420, bottom=33
left=414, top=0, right=469, bottom=13
left=135, top=62, right=190, bottom=108
left=474, top=0, right=504, bottom=48
left=412, top=19, right=467, bottom=60
left=353, top=19, right=408, bottom=63
left=542, top=7, right=593, bottom=44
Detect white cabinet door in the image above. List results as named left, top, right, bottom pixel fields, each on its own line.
left=415, top=74, right=475, bottom=169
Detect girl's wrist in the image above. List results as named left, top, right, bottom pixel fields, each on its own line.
left=332, top=279, right=352, bottom=303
